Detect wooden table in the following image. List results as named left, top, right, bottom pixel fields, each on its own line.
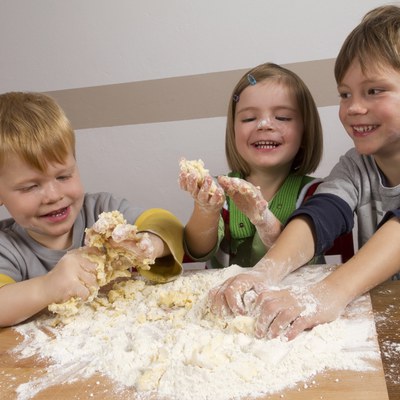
left=370, top=279, right=400, bottom=400
left=0, top=279, right=399, bottom=400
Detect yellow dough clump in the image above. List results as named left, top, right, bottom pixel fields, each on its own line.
left=179, top=158, right=217, bottom=194
left=48, top=210, right=155, bottom=321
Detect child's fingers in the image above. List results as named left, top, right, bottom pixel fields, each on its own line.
left=178, top=171, right=191, bottom=191
left=79, top=267, right=98, bottom=287
left=75, top=284, right=91, bottom=301
left=78, top=258, right=98, bottom=273
left=208, top=285, right=234, bottom=317
left=209, top=189, right=225, bottom=206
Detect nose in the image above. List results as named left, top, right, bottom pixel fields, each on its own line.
left=257, top=117, right=273, bottom=130
left=42, top=181, right=63, bottom=204
left=346, top=97, right=368, bottom=115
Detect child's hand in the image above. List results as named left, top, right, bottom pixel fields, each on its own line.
left=252, top=281, right=347, bottom=340
left=208, top=269, right=272, bottom=316
left=218, top=176, right=282, bottom=246
left=44, top=248, right=99, bottom=304
left=179, top=171, right=225, bottom=213
left=109, top=231, right=162, bottom=263
left=208, top=269, right=347, bottom=340
left=217, top=176, right=267, bottom=224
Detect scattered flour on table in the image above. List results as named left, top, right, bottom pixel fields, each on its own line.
left=13, top=265, right=379, bottom=400
left=382, top=341, right=400, bottom=385
left=374, top=297, right=400, bottom=386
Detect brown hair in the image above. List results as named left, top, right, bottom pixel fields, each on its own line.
left=335, top=5, right=400, bottom=83
left=0, top=92, right=75, bottom=171
left=225, top=62, right=323, bottom=177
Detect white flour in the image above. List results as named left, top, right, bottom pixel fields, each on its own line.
left=12, top=265, right=379, bottom=400
left=373, top=293, right=400, bottom=386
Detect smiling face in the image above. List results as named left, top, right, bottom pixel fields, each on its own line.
left=233, top=80, right=304, bottom=176
left=0, top=151, right=84, bottom=249
left=338, top=60, right=400, bottom=163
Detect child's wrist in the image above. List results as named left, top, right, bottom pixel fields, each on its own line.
left=149, top=233, right=166, bottom=258
left=250, top=209, right=268, bottom=226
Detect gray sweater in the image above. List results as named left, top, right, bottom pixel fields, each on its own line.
left=0, top=192, right=143, bottom=283
left=290, top=148, right=400, bottom=254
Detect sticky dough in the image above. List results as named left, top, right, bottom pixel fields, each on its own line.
left=48, top=210, right=154, bottom=321
left=179, top=158, right=218, bottom=194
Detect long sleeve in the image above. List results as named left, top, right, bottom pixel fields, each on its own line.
left=135, top=208, right=183, bottom=283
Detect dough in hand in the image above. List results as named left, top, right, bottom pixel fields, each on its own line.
left=179, top=158, right=217, bottom=194
left=48, top=210, right=155, bottom=321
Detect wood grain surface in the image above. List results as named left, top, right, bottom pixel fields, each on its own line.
left=1, top=278, right=398, bottom=400
left=370, top=280, right=400, bottom=400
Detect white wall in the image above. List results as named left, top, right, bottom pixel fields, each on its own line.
left=0, top=0, right=387, bottom=223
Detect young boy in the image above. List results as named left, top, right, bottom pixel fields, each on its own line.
left=0, top=91, right=183, bottom=327
left=209, top=5, right=400, bottom=340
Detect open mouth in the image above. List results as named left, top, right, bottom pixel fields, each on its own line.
left=252, top=140, right=281, bottom=149
left=42, top=207, right=68, bottom=218
left=352, top=125, right=378, bottom=136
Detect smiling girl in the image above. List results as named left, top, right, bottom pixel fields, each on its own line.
left=179, top=62, right=323, bottom=268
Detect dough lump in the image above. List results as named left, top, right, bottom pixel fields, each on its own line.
left=179, top=158, right=218, bottom=193
left=48, top=210, right=154, bottom=321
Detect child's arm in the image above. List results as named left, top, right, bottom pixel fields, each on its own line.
left=133, top=208, right=184, bottom=283
left=255, top=216, right=400, bottom=339
left=217, top=176, right=282, bottom=247
left=0, top=249, right=98, bottom=327
left=210, top=216, right=400, bottom=340
left=180, top=170, right=225, bottom=258
left=208, top=216, right=314, bottom=316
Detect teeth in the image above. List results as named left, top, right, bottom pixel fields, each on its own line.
left=254, top=141, right=278, bottom=149
left=353, top=125, right=376, bottom=133
left=48, top=208, right=66, bottom=217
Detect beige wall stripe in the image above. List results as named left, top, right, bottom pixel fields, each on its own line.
left=46, top=59, right=338, bottom=130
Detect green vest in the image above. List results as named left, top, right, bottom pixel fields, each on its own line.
left=209, top=172, right=316, bottom=268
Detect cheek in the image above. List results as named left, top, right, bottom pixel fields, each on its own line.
left=381, top=105, right=400, bottom=127
left=286, top=124, right=303, bottom=148
left=69, top=177, right=84, bottom=197
left=6, top=198, right=38, bottom=225
left=338, top=105, right=347, bottom=124
left=234, top=127, right=246, bottom=147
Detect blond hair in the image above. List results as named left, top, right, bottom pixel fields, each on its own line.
left=225, top=62, right=323, bottom=177
left=0, top=92, right=75, bottom=171
left=335, top=5, right=400, bottom=83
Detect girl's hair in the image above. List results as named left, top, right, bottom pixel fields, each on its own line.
left=335, top=5, right=400, bottom=83
left=225, top=62, right=323, bottom=177
left=0, top=92, right=75, bottom=171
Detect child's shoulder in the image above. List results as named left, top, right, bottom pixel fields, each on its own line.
left=0, top=218, right=26, bottom=249
left=296, top=177, right=323, bottom=207
left=0, top=217, right=16, bottom=232
left=83, top=192, right=128, bottom=212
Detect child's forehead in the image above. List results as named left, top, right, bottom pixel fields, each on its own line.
left=2, top=150, right=74, bottom=173
left=242, top=80, right=291, bottom=96
left=348, top=58, right=399, bottom=79
left=238, top=80, right=295, bottom=107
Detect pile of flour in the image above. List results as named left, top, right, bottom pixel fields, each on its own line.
left=13, top=265, right=379, bottom=400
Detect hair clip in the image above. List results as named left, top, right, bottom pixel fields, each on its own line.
left=232, top=94, right=240, bottom=102
left=247, top=74, right=257, bottom=85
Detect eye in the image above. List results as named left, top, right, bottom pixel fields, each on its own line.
left=275, top=116, right=292, bottom=122
left=242, top=117, right=257, bottom=123
left=368, top=88, right=384, bottom=95
left=57, top=174, right=72, bottom=181
left=19, top=184, right=38, bottom=193
left=338, top=92, right=350, bottom=99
